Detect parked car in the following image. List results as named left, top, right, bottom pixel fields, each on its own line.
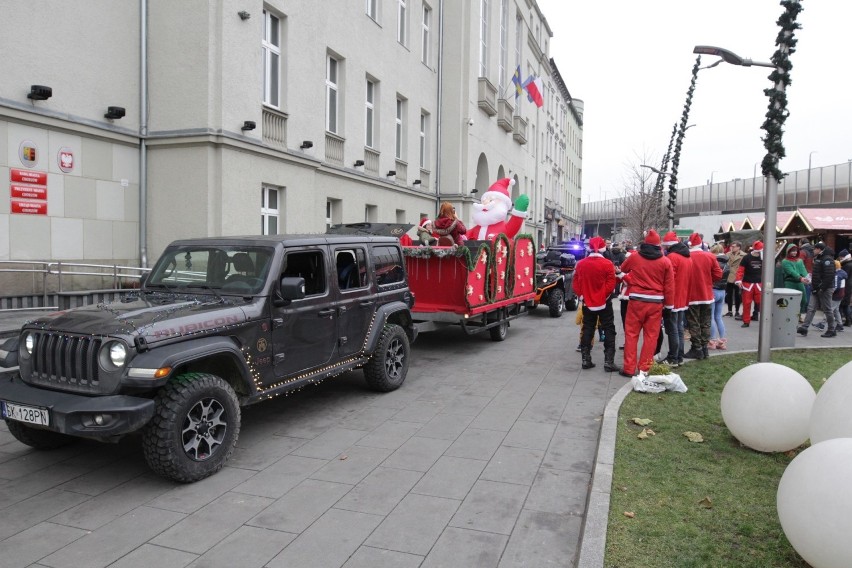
left=0, top=234, right=416, bottom=482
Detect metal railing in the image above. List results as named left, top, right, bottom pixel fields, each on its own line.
left=0, top=260, right=151, bottom=308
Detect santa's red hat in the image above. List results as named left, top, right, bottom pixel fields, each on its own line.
left=482, top=178, right=515, bottom=209
left=644, top=229, right=661, bottom=247
left=420, top=218, right=432, bottom=227
left=662, top=231, right=679, bottom=246
left=752, top=240, right=764, bottom=251
left=589, top=236, right=607, bottom=253
left=688, top=233, right=702, bottom=247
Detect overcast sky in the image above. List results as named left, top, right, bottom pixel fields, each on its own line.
left=535, top=0, right=851, bottom=202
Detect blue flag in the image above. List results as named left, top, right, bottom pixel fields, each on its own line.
left=511, top=66, right=523, bottom=99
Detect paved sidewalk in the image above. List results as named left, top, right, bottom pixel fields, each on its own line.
left=0, top=306, right=849, bottom=568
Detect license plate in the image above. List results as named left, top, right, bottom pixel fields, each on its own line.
left=1, top=401, right=49, bottom=426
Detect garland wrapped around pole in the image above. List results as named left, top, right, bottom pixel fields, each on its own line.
left=655, top=122, right=678, bottom=227
left=666, top=55, right=702, bottom=229
left=757, top=0, right=802, bottom=362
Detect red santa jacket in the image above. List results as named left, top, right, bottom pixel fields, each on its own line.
left=688, top=247, right=723, bottom=304
left=573, top=253, right=617, bottom=310
left=619, top=244, right=675, bottom=308
left=466, top=211, right=525, bottom=241
left=666, top=242, right=692, bottom=311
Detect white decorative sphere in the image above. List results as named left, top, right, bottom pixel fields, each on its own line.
left=777, top=438, right=852, bottom=568
left=720, top=363, right=815, bottom=452
left=810, top=361, right=852, bottom=444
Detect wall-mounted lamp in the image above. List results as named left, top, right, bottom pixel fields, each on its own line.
left=386, top=170, right=396, bottom=178
left=464, top=117, right=474, bottom=127
left=299, top=140, right=313, bottom=150
left=238, top=10, right=251, bottom=20
left=27, top=85, right=52, bottom=101
left=470, top=188, right=479, bottom=195
left=353, top=159, right=365, bottom=167
left=412, top=179, right=422, bottom=186
left=241, top=120, right=256, bottom=131
left=104, top=106, right=126, bottom=120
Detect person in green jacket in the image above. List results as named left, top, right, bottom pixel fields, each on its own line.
left=782, top=244, right=809, bottom=320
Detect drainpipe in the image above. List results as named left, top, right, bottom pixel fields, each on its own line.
left=139, top=0, right=149, bottom=267
left=434, top=0, right=444, bottom=218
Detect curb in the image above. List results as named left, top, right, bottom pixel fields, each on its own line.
left=576, top=380, right=632, bottom=568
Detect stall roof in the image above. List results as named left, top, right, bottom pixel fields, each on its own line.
left=796, top=208, right=852, bottom=231
left=758, top=210, right=796, bottom=232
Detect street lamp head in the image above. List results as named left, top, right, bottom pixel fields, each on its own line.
left=692, top=45, right=774, bottom=68
left=640, top=164, right=670, bottom=176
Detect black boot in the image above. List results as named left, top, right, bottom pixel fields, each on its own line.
left=683, top=347, right=705, bottom=360
left=603, top=347, right=618, bottom=372
left=581, top=347, right=596, bottom=369
left=702, top=346, right=710, bottom=359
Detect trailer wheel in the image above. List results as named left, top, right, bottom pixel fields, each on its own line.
left=489, top=309, right=509, bottom=341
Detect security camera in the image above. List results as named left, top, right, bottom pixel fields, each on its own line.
left=467, top=118, right=474, bottom=127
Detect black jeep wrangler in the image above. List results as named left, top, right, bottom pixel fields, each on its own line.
left=0, top=235, right=416, bottom=482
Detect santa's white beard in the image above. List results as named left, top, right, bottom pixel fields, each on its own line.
left=471, top=203, right=508, bottom=227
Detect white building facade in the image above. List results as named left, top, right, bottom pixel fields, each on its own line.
left=0, top=0, right=582, bottom=276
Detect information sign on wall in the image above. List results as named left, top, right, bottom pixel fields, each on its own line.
left=9, top=167, right=48, bottom=215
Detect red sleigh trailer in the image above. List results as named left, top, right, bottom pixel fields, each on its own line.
left=403, top=235, right=537, bottom=341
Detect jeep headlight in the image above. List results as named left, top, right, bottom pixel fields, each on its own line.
left=99, top=341, right=128, bottom=369
left=24, top=333, right=34, bottom=354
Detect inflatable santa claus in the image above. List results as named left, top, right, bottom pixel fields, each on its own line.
left=467, top=178, right=530, bottom=240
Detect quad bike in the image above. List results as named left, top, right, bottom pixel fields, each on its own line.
left=533, top=252, right=579, bottom=317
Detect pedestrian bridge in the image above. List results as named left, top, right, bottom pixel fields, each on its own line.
left=582, top=162, right=852, bottom=230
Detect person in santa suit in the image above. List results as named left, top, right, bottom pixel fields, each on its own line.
left=735, top=240, right=764, bottom=328
left=684, top=233, right=723, bottom=359
left=572, top=236, right=618, bottom=371
left=466, top=178, right=529, bottom=240
left=655, top=231, right=692, bottom=366
left=617, top=229, right=675, bottom=378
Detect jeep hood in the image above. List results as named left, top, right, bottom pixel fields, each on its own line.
left=23, top=295, right=251, bottom=343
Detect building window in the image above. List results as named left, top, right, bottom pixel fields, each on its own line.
left=397, top=0, right=407, bottom=46
left=419, top=111, right=429, bottom=169
left=514, top=14, right=522, bottom=115
left=365, top=79, right=375, bottom=148
left=326, top=55, right=339, bottom=134
left=366, top=0, right=378, bottom=21
left=261, top=186, right=279, bottom=235
left=395, top=97, right=406, bottom=160
left=498, top=0, right=508, bottom=93
left=262, top=10, right=281, bottom=108
left=479, top=0, right=488, bottom=77
left=421, top=4, right=431, bottom=66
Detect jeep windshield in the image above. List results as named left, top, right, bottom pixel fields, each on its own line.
left=147, top=246, right=274, bottom=295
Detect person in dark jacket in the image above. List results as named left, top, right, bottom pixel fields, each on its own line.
left=838, top=249, right=852, bottom=326
left=797, top=242, right=836, bottom=337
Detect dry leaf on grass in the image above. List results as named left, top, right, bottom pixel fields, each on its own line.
left=633, top=418, right=653, bottom=426
left=637, top=428, right=656, bottom=440
left=624, top=511, right=635, bottom=518
left=698, top=496, right=713, bottom=509
left=683, top=431, right=704, bottom=443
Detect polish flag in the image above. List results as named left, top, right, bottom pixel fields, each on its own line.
left=523, top=76, right=544, bottom=108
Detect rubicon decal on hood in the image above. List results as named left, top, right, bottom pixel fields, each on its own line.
left=151, top=315, right=242, bottom=339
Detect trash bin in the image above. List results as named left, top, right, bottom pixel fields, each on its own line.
left=771, top=288, right=803, bottom=348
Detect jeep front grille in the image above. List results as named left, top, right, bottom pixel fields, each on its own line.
left=29, top=332, right=102, bottom=393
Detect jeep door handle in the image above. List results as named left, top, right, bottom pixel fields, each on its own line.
left=359, top=300, right=375, bottom=307
left=272, top=317, right=284, bottom=329
left=317, top=308, right=335, bottom=318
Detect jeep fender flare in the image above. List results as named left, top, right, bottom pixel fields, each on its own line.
left=363, top=302, right=415, bottom=354
left=127, top=336, right=252, bottom=391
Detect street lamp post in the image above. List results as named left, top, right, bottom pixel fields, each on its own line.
left=693, top=43, right=787, bottom=363
left=708, top=171, right=718, bottom=211
left=806, top=150, right=818, bottom=205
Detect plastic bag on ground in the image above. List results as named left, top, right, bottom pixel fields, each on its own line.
left=631, top=372, right=688, bottom=394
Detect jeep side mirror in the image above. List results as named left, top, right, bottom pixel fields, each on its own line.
left=274, top=276, right=306, bottom=307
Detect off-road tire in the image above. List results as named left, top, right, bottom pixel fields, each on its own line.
left=488, top=309, right=509, bottom=341
left=5, top=420, right=75, bottom=450
left=548, top=289, right=565, bottom=318
left=142, top=372, right=240, bottom=483
left=364, top=324, right=410, bottom=392
left=566, top=296, right=579, bottom=311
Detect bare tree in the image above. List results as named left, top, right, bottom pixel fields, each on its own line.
left=618, top=152, right=668, bottom=243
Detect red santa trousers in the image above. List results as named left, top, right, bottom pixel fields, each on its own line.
left=623, top=300, right=664, bottom=375
left=741, top=283, right=762, bottom=324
